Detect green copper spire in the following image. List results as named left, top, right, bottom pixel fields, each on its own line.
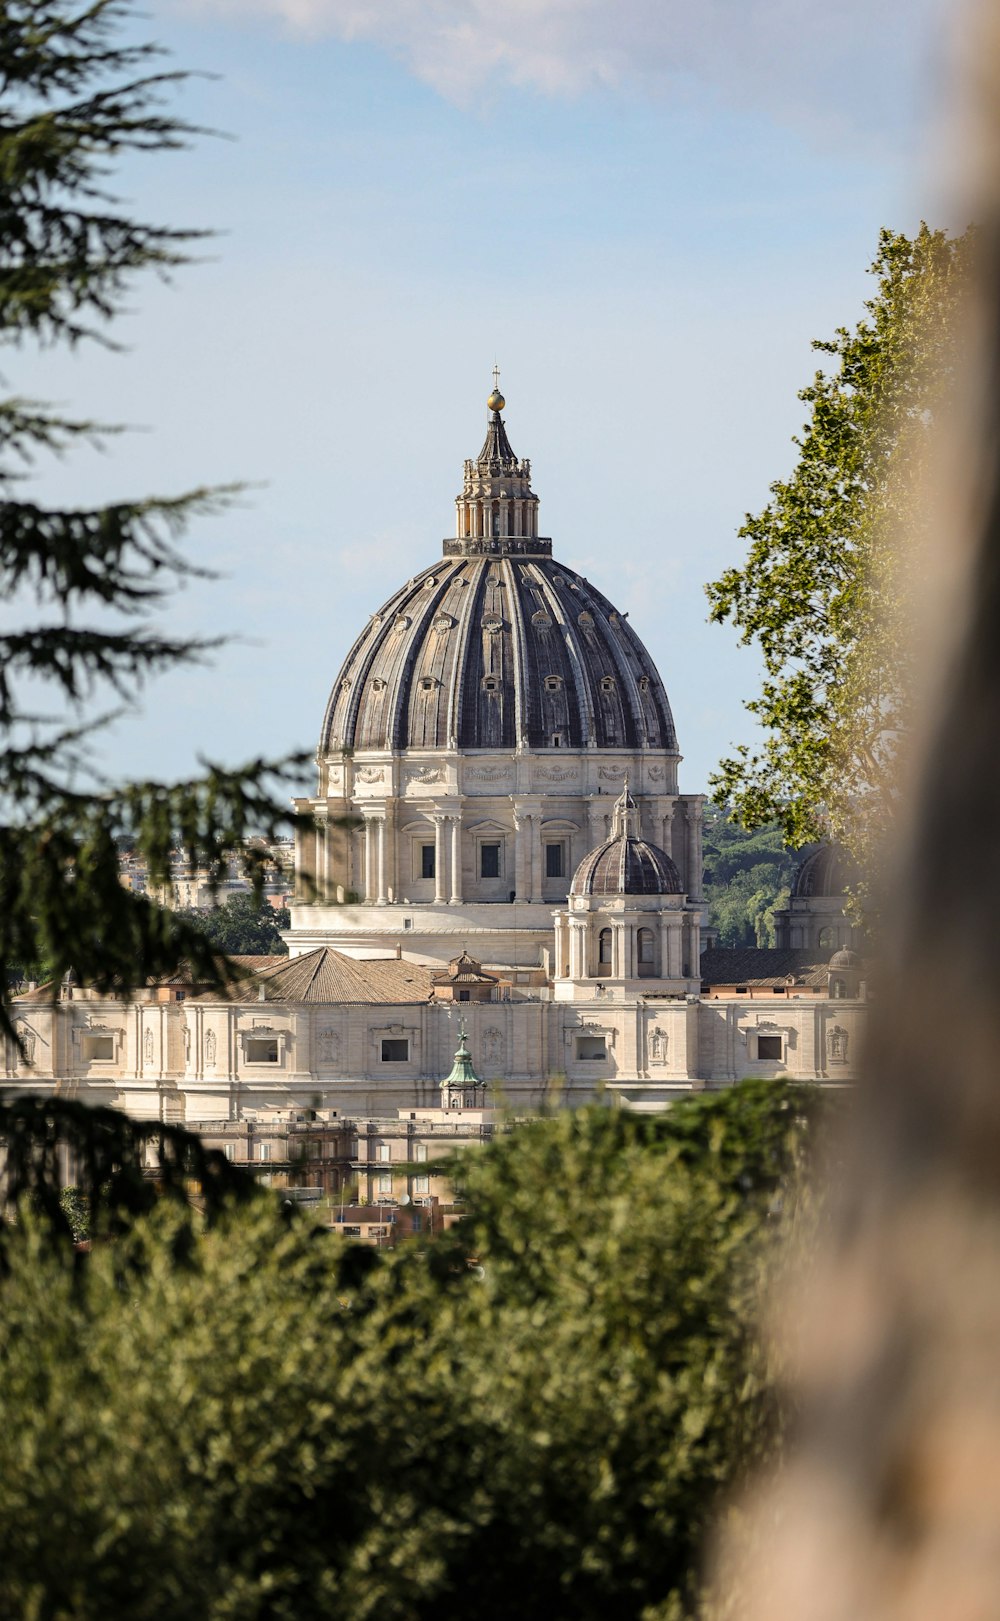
left=440, top=1022, right=486, bottom=1108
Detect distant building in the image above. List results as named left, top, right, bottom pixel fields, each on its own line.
left=6, top=385, right=868, bottom=1128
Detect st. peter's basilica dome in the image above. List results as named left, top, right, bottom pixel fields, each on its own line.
left=320, top=396, right=676, bottom=755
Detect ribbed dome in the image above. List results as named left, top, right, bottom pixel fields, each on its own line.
left=570, top=833, right=682, bottom=897
left=321, top=557, right=677, bottom=753
left=319, top=390, right=677, bottom=756
left=791, top=842, right=856, bottom=899
left=828, top=946, right=861, bottom=969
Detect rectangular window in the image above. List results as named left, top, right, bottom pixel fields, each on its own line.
left=545, top=842, right=564, bottom=879
left=376, top=1143, right=390, bottom=1163
left=480, top=842, right=501, bottom=878
left=576, top=1036, right=607, bottom=1061
left=414, top=1174, right=430, bottom=1195
left=757, top=1035, right=782, bottom=1061
left=381, top=1038, right=409, bottom=1062
left=224, top=1143, right=235, bottom=1162
left=376, top=1174, right=392, bottom=1195
left=258, top=1142, right=271, bottom=1162
left=414, top=1142, right=428, bottom=1162
left=82, top=1034, right=114, bottom=1062
left=421, top=844, right=436, bottom=879
left=246, top=1038, right=279, bottom=1064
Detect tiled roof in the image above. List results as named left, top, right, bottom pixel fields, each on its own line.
left=218, top=947, right=436, bottom=1005
left=699, top=948, right=831, bottom=988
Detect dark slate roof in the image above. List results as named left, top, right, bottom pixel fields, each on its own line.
left=571, top=834, right=682, bottom=897
left=699, top=948, right=831, bottom=988
left=320, top=555, right=677, bottom=753
left=212, top=948, right=435, bottom=1005
left=476, top=409, right=519, bottom=472
left=791, top=842, right=858, bottom=899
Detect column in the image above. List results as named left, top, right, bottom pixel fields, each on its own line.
left=513, top=809, right=529, bottom=902
left=569, top=919, right=586, bottom=979
left=433, top=816, right=447, bottom=905
left=659, top=918, right=672, bottom=979
left=376, top=816, right=387, bottom=905
left=667, top=923, right=682, bottom=979
left=529, top=815, right=542, bottom=904
left=363, top=818, right=375, bottom=903
left=660, top=801, right=675, bottom=860
left=613, top=924, right=624, bottom=979
left=688, top=803, right=703, bottom=899
left=449, top=815, right=462, bottom=904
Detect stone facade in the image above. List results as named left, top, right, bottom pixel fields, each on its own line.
left=3, top=385, right=869, bottom=1127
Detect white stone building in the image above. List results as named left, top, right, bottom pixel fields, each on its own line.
left=6, top=384, right=867, bottom=1122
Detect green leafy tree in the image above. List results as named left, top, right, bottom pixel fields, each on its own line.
left=0, top=1083, right=830, bottom=1621
left=702, top=806, right=799, bottom=946
left=706, top=225, right=972, bottom=867
left=0, top=0, right=309, bottom=1040
left=176, top=895, right=291, bottom=956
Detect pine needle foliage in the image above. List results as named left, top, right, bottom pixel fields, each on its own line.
left=0, top=2, right=312, bottom=1037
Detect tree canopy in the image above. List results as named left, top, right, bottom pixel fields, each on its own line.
left=177, top=894, right=291, bottom=955
left=706, top=225, right=972, bottom=866
left=702, top=806, right=800, bottom=947
left=0, top=1082, right=830, bottom=1621
left=0, top=1, right=309, bottom=1038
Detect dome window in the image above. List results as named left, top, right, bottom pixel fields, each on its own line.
left=532, top=610, right=552, bottom=627
left=424, top=575, right=438, bottom=588
left=482, top=612, right=503, bottom=633
left=433, top=613, right=454, bottom=631
left=394, top=614, right=412, bottom=631
left=544, top=676, right=562, bottom=692
left=419, top=676, right=439, bottom=692
left=482, top=676, right=499, bottom=693
left=370, top=677, right=386, bottom=692
left=578, top=611, right=594, bottom=627
left=600, top=676, right=616, bottom=693
left=638, top=676, right=650, bottom=692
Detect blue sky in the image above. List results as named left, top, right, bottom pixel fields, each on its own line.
left=25, top=0, right=958, bottom=796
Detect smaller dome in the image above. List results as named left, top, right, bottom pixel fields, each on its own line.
left=828, top=946, right=861, bottom=970
left=571, top=834, right=682, bottom=897
left=791, top=842, right=857, bottom=899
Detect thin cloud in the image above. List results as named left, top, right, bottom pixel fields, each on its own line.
left=191, top=0, right=951, bottom=144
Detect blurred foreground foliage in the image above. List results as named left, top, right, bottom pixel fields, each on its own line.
left=0, top=1082, right=831, bottom=1620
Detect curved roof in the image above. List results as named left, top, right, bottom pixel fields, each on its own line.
left=791, top=842, right=857, bottom=899
left=321, top=558, right=677, bottom=753
left=571, top=834, right=682, bottom=897
left=319, top=391, right=677, bottom=756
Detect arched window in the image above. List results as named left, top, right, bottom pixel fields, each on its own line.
left=637, top=927, right=655, bottom=976
left=818, top=925, right=836, bottom=950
